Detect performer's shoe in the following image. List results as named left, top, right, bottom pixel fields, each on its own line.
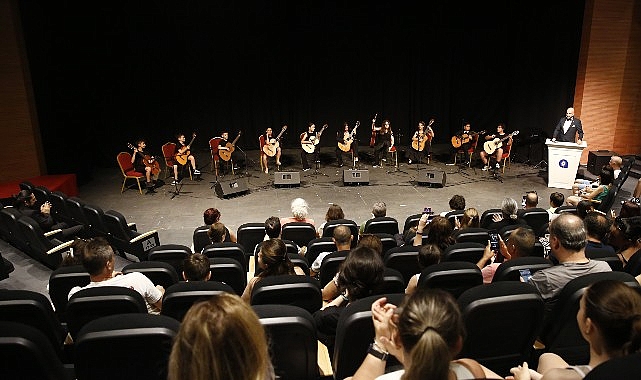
left=303, top=168, right=311, bottom=171
left=276, top=161, right=282, bottom=166
left=496, top=163, right=501, bottom=169
left=171, top=179, right=180, bottom=185
left=482, top=165, right=489, bottom=171
left=193, top=169, right=201, bottom=175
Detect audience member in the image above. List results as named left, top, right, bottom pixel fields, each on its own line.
left=609, top=216, right=641, bottom=276
left=68, top=237, right=164, bottom=314
left=202, top=207, right=236, bottom=242
left=412, top=214, right=455, bottom=253
left=487, top=197, right=527, bottom=232
left=405, top=244, right=442, bottom=295
left=168, top=293, right=274, bottom=380
left=314, top=246, right=384, bottom=357
left=360, top=202, right=388, bottom=234
left=547, top=192, right=565, bottom=220
left=571, top=156, right=622, bottom=196
left=439, top=194, right=466, bottom=217
left=241, top=238, right=303, bottom=302
left=454, top=207, right=480, bottom=230
left=567, top=167, right=614, bottom=207
left=510, top=279, right=641, bottom=380
left=14, top=189, right=84, bottom=239
left=264, top=216, right=281, bottom=239
left=583, top=211, right=616, bottom=259
left=58, top=238, right=88, bottom=267
left=350, top=289, right=498, bottom=380
left=618, top=200, right=640, bottom=218
left=576, top=199, right=595, bottom=219
left=522, top=191, right=539, bottom=210
left=207, top=222, right=227, bottom=244
left=280, top=198, right=315, bottom=227
left=476, top=226, right=536, bottom=283
left=318, top=203, right=345, bottom=236
left=528, top=214, right=611, bottom=312
left=182, top=253, right=211, bottom=281
left=311, top=225, right=352, bottom=277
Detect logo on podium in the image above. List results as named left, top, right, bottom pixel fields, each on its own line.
left=559, top=159, right=569, bottom=168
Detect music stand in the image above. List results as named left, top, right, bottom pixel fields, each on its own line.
left=235, top=145, right=257, bottom=178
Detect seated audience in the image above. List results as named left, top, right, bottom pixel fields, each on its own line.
left=547, top=192, right=565, bottom=220
left=567, top=167, right=614, bottom=207
left=454, top=207, right=480, bottom=230
left=350, top=288, right=498, bottom=379
left=413, top=214, right=455, bottom=252
left=202, top=207, right=236, bottom=242
left=182, top=253, right=211, bottom=281
left=486, top=197, right=527, bottom=232
left=360, top=201, right=388, bottom=234
left=280, top=197, right=315, bottom=227
left=519, top=191, right=539, bottom=212
left=476, top=226, right=536, bottom=283
left=529, top=214, right=611, bottom=312
left=58, top=238, right=88, bottom=267
left=168, top=293, right=274, bottom=380
left=583, top=211, right=616, bottom=259
left=405, top=244, right=442, bottom=294
left=439, top=194, right=466, bottom=217
left=618, top=200, right=640, bottom=218
left=311, top=225, right=352, bottom=277
left=241, top=238, right=304, bottom=302
left=68, top=237, right=164, bottom=314
left=318, top=203, right=345, bottom=236
left=14, top=189, right=84, bottom=239
left=314, top=246, right=384, bottom=357
left=571, top=155, right=622, bottom=196
left=207, top=222, right=227, bottom=244
left=510, top=279, right=641, bottom=380
left=609, top=216, right=641, bottom=276
left=576, top=199, right=595, bottom=219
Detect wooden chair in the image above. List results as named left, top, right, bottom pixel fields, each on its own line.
left=116, top=152, right=143, bottom=194
left=501, top=141, right=512, bottom=173
left=381, top=146, right=398, bottom=168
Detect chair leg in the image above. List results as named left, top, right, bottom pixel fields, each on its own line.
left=231, top=159, right=235, bottom=175
left=121, top=178, right=127, bottom=193
left=136, top=178, right=142, bottom=194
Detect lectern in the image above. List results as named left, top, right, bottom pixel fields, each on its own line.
left=545, top=139, right=587, bottom=189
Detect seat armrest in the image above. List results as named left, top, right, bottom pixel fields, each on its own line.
left=127, top=222, right=137, bottom=231
left=44, top=229, right=63, bottom=238
left=46, top=240, right=75, bottom=255
left=129, top=230, right=158, bottom=243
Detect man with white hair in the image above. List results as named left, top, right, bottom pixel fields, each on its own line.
left=280, top=198, right=315, bottom=227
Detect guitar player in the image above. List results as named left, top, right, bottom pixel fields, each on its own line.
left=479, top=123, right=509, bottom=171
left=372, top=119, right=393, bottom=168
left=131, top=139, right=157, bottom=193
left=172, top=132, right=201, bottom=184
left=260, top=127, right=283, bottom=173
left=449, top=122, right=474, bottom=165
left=408, top=119, right=434, bottom=165
left=300, top=123, right=320, bottom=171
left=336, top=122, right=359, bottom=167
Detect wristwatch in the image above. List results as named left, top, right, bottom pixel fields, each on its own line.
left=367, top=342, right=389, bottom=361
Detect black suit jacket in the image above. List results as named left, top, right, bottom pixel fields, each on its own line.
left=552, top=117, right=583, bottom=143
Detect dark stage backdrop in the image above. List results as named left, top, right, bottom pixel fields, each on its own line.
left=17, top=1, right=584, bottom=184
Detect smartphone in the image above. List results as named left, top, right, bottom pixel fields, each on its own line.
left=489, top=232, right=499, bottom=253
left=423, top=207, right=433, bottom=215
left=521, top=195, right=527, bottom=207
left=519, top=268, right=533, bottom=283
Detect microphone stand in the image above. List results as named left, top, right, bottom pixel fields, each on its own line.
left=235, top=145, right=255, bottom=178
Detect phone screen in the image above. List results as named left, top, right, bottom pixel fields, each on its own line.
left=489, top=233, right=499, bottom=252
left=423, top=207, right=432, bottom=215
left=519, top=268, right=533, bottom=282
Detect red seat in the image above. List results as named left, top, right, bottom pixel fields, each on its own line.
left=117, top=152, right=143, bottom=194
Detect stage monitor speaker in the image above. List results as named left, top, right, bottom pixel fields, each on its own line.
left=214, top=179, right=249, bottom=199
left=274, top=171, right=300, bottom=187
left=343, top=169, right=369, bottom=185
left=587, top=150, right=617, bottom=175
left=417, top=170, right=446, bottom=187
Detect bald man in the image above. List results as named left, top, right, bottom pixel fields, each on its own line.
left=552, top=107, right=583, bottom=144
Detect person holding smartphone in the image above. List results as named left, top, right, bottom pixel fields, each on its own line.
left=476, top=227, right=536, bottom=283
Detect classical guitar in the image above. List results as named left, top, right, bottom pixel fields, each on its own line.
left=483, top=130, right=519, bottom=155
left=263, top=125, right=287, bottom=157
left=218, top=131, right=241, bottom=162
left=301, top=124, right=328, bottom=153
left=411, top=119, right=435, bottom=152
left=451, top=130, right=485, bottom=149
left=338, top=121, right=360, bottom=152
left=127, top=143, right=161, bottom=176
left=369, top=113, right=378, bottom=147
left=175, top=132, right=197, bottom=165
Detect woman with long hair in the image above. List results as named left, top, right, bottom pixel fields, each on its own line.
left=567, top=167, right=614, bottom=207
left=610, top=216, right=641, bottom=276
left=510, top=279, right=641, bottom=379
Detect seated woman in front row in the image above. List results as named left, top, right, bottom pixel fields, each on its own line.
left=566, top=166, right=614, bottom=207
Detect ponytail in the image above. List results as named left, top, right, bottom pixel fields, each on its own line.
left=402, top=328, right=451, bottom=380
left=623, top=314, right=641, bottom=354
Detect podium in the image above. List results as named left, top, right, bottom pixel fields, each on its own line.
left=545, top=139, right=587, bottom=189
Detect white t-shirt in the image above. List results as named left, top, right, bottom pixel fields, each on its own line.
left=68, top=272, right=163, bottom=314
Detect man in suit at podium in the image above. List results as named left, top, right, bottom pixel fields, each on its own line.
left=551, top=107, right=584, bottom=144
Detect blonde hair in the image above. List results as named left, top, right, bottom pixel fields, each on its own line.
left=460, top=208, right=480, bottom=229
left=168, top=293, right=273, bottom=380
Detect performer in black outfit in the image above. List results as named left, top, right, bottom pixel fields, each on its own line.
left=336, top=122, right=359, bottom=167
left=552, top=107, right=584, bottom=143
left=372, top=119, right=393, bottom=167
left=408, top=119, right=434, bottom=164
left=300, top=123, right=319, bottom=171
left=131, top=139, right=157, bottom=192
left=450, top=122, right=474, bottom=165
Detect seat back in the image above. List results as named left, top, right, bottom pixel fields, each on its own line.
left=236, top=222, right=266, bottom=255
left=384, top=245, right=420, bottom=286
left=520, top=208, right=550, bottom=236
left=0, top=207, right=29, bottom=251
left=48, top=191, right=74, bottom=226
left=287, top=252, right=310, bottom=276
left=363, top=217, right=399, bottom=235
left=480, top=208, right=503, bottom=228
left=417, top=261, right=483, bottom=299
left=442, top=242, right=486, bottom=264
left=65, top=197, right=89, bottom=227
left=161, top=142, right=177, bottom=168
left=19, top=181, right=35, bottom=191
left=402, top=213, right=422, bottom=233
left=378, top=267, right=406, bottom=294
left=161, top=281, right=235, bottom=321
left=103, top=209, right=137, bottom=241
left=209, top=257, right=247, bottom=295
left=540, top=271, right=641, bottom=364
left=66, top=286, right=148, bottom=339
left=202, top=242, right=246, bottom=270
left=319, top=252, right=348, bottom=287
left=281, top=222, right=316, bottom=247
left=75, top=314, right=180, bottom=380
left=595, top=188, right=616, bottom=213
left=253, top=305, right=319, bottom=380
left=591, top=255, right=624, bottom=271
left=250, top=275, right=322, bottom=314
left=457, top=282, right=545, bottom=375
left=32, top=186, right=51, bottom=207
left=0, top=321, right=71, bottom=380
left=17, top=216, right=64, bottom=269
left=82, top=203, right=109, bottom=237
left=491, top=256, right=553, bottom=282
left=445, top=210, right=465, bottom=228
left=333, top=293, right=405, bottom=380
left=104, top=210, right=159, bottom=261
left=192, top=226, right=211, bottom=253
left=209, top=137, right=222, bottom=161
left=117, top=152, right=135, bottom=175
left=122, top=261, right=180, bottom=288
left=48, top=264, right=90, bottom=321
left=147, top=244, right=192, bottom=274
left=453, top=227, right=490, bottom=245
left=583, top=352, right=641, bottom=380
left=374, top=232, right=398, bottom=254
left=499, top=224, right=524, bottom=240
left=305, top=237, right=337, bottom=266
left=321, top=219, right=359, bottom=247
